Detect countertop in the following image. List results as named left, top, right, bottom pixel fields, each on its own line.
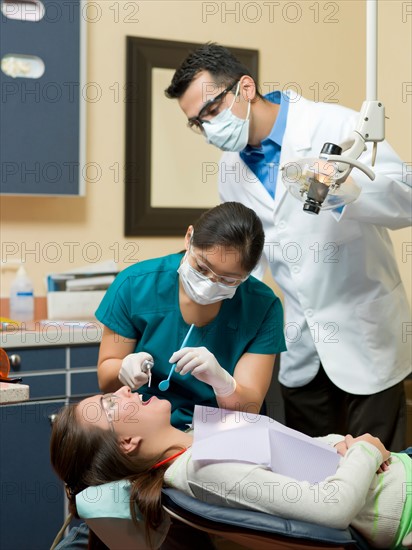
left=0, top=382, right=30, bottom=404
left=0, top=320, right=103, bottom=349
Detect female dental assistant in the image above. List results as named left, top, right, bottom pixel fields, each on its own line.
left=95, top=202, right=286, bottom=430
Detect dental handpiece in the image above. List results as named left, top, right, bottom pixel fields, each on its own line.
left=141, top=359, right=153, bottom=388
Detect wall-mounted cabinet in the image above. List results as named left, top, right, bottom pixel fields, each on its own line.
left=0, top=0, right=86, bottom=195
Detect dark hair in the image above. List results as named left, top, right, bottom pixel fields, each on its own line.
left=165, top=42, right=262, bottom=100
left=192, top=202, right=264, bottom=273
left=50, top=404, right=180, bottom=548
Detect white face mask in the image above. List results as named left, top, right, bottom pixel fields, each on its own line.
left=202, top=83, right=251, bottom=152
left=177, top=257, right=237, bottom=305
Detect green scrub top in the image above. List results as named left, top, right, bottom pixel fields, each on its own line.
left=96, top=253, right=286, bottom=430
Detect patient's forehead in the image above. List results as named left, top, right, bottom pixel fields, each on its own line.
left=76, top=395, right=107, bottom=430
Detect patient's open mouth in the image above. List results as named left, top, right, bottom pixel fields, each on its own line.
left=142, top=396, right=155, bottom=406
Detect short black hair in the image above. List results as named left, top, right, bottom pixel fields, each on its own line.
left=165, top=43, right=258, bottom=99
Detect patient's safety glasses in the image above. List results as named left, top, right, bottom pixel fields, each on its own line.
left=100, top=393, right=120, bottom=432
left=188, top=247, right=249, bottom=287
left=187, top=81, right=238, bottom=134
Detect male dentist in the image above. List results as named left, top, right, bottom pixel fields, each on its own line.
left=166, top=43, right=412, bottom=450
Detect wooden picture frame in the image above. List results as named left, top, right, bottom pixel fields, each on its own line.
left=125, top=37, right=259, bottom=236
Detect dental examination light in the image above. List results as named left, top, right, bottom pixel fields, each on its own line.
left=281, top=0, right=384, bottom=214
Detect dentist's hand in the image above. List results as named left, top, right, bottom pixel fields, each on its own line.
left=170, top=347, right=236, bottom=397
left=118, top=352, right=154, bottom=389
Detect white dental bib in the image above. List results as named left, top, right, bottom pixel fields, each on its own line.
left=191, top=405, right=340, bottom=484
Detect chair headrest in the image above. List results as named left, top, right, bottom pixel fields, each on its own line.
left=76, top=480, right=140, bottom=520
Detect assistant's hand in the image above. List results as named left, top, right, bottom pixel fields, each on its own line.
left=118, top=352, right=154, bottom=389
left=170, top=346, right=236, bottom=397
left=345, top=434, right=391, bottom=473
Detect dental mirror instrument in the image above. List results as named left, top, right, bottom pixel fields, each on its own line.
left=158, top=323, right=195, bottom=391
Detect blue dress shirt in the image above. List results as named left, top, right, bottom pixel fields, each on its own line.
left=240, top=91, right=289, bottom=199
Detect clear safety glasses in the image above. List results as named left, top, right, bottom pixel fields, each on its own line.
left=188, top=247, right=249, bottom=287
left=100, top=393, right=120, bottom=432
left=187, top=81, right=238, bottom=134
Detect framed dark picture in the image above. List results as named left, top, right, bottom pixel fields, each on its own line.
left=125, top=37, right=259, bottom=236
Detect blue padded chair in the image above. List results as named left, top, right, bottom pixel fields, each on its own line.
left=76, top=481, right=371, bottom=550
left=161, top=488, right=371, bottom=550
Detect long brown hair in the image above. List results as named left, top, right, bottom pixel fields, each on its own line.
left=50, top=403, right=182, bottom=548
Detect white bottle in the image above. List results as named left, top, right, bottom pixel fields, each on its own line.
left=9, top=265, right=34, bottom=321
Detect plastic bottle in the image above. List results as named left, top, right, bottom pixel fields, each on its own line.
left=9, top=265, right=34, bottom=321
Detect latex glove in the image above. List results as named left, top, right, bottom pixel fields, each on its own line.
left=170, top=346, right=236, bottom=397
left=118, top=352, right=154, bottom=389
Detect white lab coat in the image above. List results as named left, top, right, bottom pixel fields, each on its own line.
left=219, top=94, right=412, bottom=394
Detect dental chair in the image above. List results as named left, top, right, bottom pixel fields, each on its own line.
left=76, top=481, right=371, bottom=550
